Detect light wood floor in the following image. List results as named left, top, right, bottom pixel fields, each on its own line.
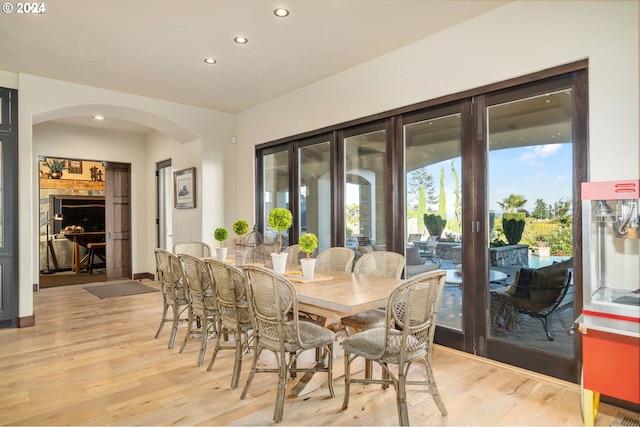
left=1, top=280, right=637, bottom=426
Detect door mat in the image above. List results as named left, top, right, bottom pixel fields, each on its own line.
left=84, top=281, right=159, bottom=299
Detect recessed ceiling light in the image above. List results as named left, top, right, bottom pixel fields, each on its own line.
left=234, top=36, right=248, bottom=44
left=93, top=115, right=105, bottom=120
left=274, top=8, right=289, bottom=17
left=204, top=58, right=217, bottom=64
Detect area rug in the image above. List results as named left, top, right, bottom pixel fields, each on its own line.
left=84, top=281, right=159, bottom=299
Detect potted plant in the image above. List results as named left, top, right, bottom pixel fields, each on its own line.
left=232, top=219, right=250, bottom=266
left=267, top=207, right=292, bottom=274
left=214, top=227, right=229, bottom=261
left=44, top=159, right=67, bottom=179
left=298, top=233, right=318, bottom=279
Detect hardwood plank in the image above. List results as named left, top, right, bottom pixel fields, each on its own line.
left=0, top=280, right=637, bottom=426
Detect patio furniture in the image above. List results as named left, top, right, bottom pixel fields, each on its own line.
left=241, top=266, right=335, bottom=423
left=341, top=270, right=448, bottom=426
left=491, top=258, right=573, bottom=340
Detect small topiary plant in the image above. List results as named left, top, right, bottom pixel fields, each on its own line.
left=232, top=219, right=249, bottom=241
left=424, top=213, right=447, bottom=238
left=298, top=233, right=318, bottom=259
left=268, top=208, right=292, bottom=254
left=502, top=212, right=526, bottom=245
left=214, top=227, right=229, bottom=247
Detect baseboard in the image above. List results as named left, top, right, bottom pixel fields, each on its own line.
left=17, top=315, right=35, bottom=328
left=133, top=272, right=155, bottom=281
left=33, top=283, right=39, bottom=291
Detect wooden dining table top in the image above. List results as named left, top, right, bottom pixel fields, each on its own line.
left=290, top=269, right=402, bottom=318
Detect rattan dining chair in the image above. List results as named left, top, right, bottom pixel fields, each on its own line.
left=341, top=251, right=405, bottom=334
left=173, top=241, right=211, bottom=258
left=154, top=248, right=189, bottom=349
left=241, top=265, right=336, bottom=423
left=205, top=259, right=253, bottom=388
left=178, top=254, right=218, bottom=366
left=283, top=244, right=302, bottom=267
left=342, top=270, right=448, bottom=426
left=315, top=247, right=355, bottom=272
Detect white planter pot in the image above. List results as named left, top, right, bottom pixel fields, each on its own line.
left=216, top=247, right=228, bottom=262
left=235, top=250, right=248, bottom=267
left=300, top=258, right=316, bottom=280
left=271, top=252, right=289, bottom=274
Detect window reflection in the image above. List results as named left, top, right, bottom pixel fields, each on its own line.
left=298, top=141, right=331, bottom=251
left=263, top=150, right=290, bottom=246
left=344, top=129, right=386, bottom=247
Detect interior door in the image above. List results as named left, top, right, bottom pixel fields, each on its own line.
left=105, top=162, right=131, bottom=280
left=0, top=87, right=18, bottom=327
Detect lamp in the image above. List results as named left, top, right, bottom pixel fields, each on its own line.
left=40, top=212, right=63, bottom=275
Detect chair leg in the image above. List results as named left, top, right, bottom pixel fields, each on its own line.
left=155, top=303, right=169, bottom=339
left=231, top=331, right=244, bottom=389
left=179, top=309, right=194, bottom=354
left=396, top=366, right=409, bottom=426
left=326, top=343, right=335, bottom=398
left=206, top=319, right=224, bottom=372
left=424, top=357, right=448, bottom=416
left=168, top=304, right=184, bottom=349
left=274, top=351, right=288, bottom=422
left=240, top=339, right=260, bottom=400
left=342, top=351, right=352, bottom=410
left=542, top=314, right=555, bottom=341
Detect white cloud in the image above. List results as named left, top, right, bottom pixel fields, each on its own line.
left=519, top=144, right=562, bottom=161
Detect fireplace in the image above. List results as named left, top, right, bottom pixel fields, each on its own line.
left=50, top=195, right=105, bottom=234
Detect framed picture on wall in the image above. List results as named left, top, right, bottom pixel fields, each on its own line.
left=68, top=160, right=83, bottom=174
left=174, top=167, right=196, bottom=209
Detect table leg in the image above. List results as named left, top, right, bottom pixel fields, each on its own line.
left=71, top=239, right=80, bottom=273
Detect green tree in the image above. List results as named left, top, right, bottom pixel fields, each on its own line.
left=498, top=194, right=528, bottom=213
left=345, top=203, right=360, bottom=237
left=450, top=160, right=461, bottom=233
left=438, top=165, right=447, bottom=220
left=407, top=168, right=437, bottom=230
left=532, top=198, right=549, bottom=219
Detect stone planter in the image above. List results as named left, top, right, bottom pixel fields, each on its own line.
left=271, top=252, right=289, bottom=274
left=300, top=258, right=316, bottom=280
left=215, top=247, right=228, bottom=262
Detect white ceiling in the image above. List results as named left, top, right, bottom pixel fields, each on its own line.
left=1, top=0, right=509, bottom=131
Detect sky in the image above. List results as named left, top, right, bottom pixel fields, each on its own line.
left=418, top=142, right=573, bottom=216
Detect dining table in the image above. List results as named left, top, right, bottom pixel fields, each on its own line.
left=62, top=231, right=106, bottom=273
left=283, top=268, right=404, bottom=396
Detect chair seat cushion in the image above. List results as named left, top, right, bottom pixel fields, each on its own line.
left=260, top=320, right=335, bottom=352
left=342, top=328, right=425, bottom=363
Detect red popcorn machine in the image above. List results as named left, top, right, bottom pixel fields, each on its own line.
left=573, top=180, right=639, bottom=426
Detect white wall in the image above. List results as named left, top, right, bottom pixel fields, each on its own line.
left=17, top=74, right=235, bottom=319
left=234, top=0, right=639, bottom=221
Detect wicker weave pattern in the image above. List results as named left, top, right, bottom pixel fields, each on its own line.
left=315, top=247, right=355, bottom=272
left=205, top=259, right=253, bottom=388
left=178, top=254, right=218, bottom=366
left=283, top=244, right=302, bottom=266
left=341, top=270, right=448, bottom=426
left=242, top=266, right=335, bottom=423
left=353, top=251, right=405, bottom=279
left=173, top=241, right=211, bottom=258
left=154, top=249, right=189, bottom=349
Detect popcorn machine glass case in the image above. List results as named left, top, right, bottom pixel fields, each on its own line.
left=581, top=180, right=640, bottom=321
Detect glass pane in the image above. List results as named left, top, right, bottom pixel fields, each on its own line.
left=345, top=129, right=386, bottom=248
left=263, top=150, right=290, bottom=247
left=404, top=114, right=462, bottom=330
left=487, top=90, right=574, bottom=356
left=298, top=141, right=331, bottom=251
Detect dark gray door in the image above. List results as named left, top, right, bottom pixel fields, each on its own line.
left=0, top=87, right=18, bottom=327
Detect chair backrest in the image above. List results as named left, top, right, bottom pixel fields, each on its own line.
left=381, top=270, right=446, bottom=363
left=407, top=233, right=422, bottom=244
left=206, top=258, right=250, bottom=327
left=154, top=248, right=186, bottom=303
left=243, top=266, right=301, bottom=352
left=283, top=244, right=302, bottom=266
left=178, top=254, right=216, bottom=317
left=315, top=247, right=355, bottom=272
left=356, top=236, right=372, bottom=247
left=423, top=235, right=439, bottom=255
left=173, top=241, right=211, bottom=258
left=353, top=251, right=405, bottom=279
